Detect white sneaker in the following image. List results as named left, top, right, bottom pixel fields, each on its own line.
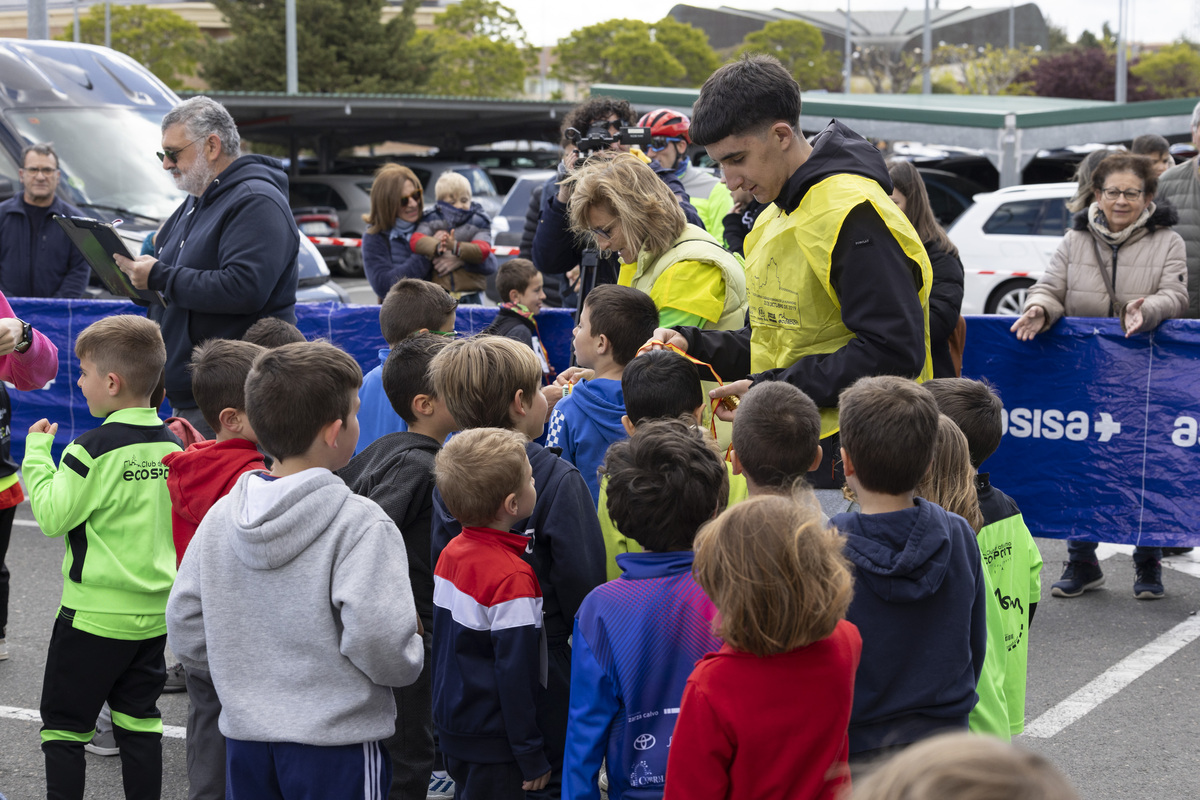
left=84, top=728, right=120, bottom=757
left=0, top=638, right=8, bottom=661
left=428, top=773, right=455, bottom=799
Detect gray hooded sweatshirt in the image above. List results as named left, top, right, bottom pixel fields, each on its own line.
left=167, top=467, right=424, bottom=746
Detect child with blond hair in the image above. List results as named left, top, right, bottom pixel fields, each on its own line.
left=663, top=494, right=862, bottom=800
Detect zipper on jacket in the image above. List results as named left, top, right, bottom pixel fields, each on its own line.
left=1110, top=244, right=1119, bottom=317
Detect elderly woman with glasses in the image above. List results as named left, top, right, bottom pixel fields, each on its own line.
left=361, top=163, right=434, bottom=302
left=563, top=151, right=746, bottom=332
left=1012, top=153, right=1187, bottom=342
left=1011, top=153, right=1188, bottom=603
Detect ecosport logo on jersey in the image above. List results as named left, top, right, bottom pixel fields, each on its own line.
left=1000, top=408, right=1122, bottom=443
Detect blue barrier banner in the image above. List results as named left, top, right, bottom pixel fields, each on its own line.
left=5, top=299, right=577, bottom=464
left=964, top=315, right=1200, bottom=547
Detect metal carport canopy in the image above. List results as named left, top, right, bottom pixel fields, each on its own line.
left=593, top=84, right=1199, bottom=188
left=182, top=90, right=578, bottom=164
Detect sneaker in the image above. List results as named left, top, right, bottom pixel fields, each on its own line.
left=1050, top=560, right=1105, bottom=598
left=84, top=728, right=119, bottom=757
left=162, top=661, right=187, bottom=694
left=0, top=638, right=7, bottom=661
left=428, top=774, right=455, bottom=799
left=1134, top=561, right=1165, bottom=600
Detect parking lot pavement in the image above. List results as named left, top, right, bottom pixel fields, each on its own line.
left=3, top=504, right=1199, bottom=798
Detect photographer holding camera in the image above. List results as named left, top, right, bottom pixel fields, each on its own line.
left=531, top=97, right=703, bottom=311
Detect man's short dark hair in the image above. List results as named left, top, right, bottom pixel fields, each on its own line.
left=562, top=96, right=634, bottom=141
left=732, top=382, right=821, bottom=490
left=21, top=143, right=57, bottom=168
left=838, top=376, right=938, bottom=495
left=622, top=350, right=703, bottom=424
left=1131, top=134, right=1170, bottom=157
left=691, top=55, right=801, bottom=147
left=380, top=279, right=458, bottom=346
left=582, top=285, right=659, bottom=367
left=923, top=378, right=1004, bottom=469
left=497, top=258, right=539, bottom=303
left=382, top=333, right=451, bottom=424
left=246, top=341, right=362, bottom=461
left=242, top=317, right=305, bottom=349
left=603, top=418, right=728, bottom=551
left=190, top=339, right=265, bottom=433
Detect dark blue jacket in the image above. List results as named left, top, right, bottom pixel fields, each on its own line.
left=0, top=194, right=90, bottom=298
left=532, top=163, right=704, bottom=279
left=148, top=155, right=299, bottom=409
left=362, top=223, right=433, bottom=300
left=831, top=498, right=987, bottom=754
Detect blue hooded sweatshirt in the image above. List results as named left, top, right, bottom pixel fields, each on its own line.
left=831, top=498, right=987, bottom=755
left=149, top=154, right=299, bottom=409
left=545, top=378, right=627, bottom=505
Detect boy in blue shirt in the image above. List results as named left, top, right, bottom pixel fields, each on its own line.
left=829, top=376, right=987, bottom=765
left=356, top=278, right=457, bottom=455
left=546, top=284, right=659, bottom=503
left=564, top=418, right=728, bottom=799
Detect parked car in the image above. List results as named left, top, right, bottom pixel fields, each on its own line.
left=917, top=168, right=987, bottom=227
left=485, top=169, right=555, bottom=303
left=0, top=39, right=344, bottom=303
left=948, top=182, right=1075, bottom=315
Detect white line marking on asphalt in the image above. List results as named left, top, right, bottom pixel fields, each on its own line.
left=0, top=706, right=186, bottom=739
left=1023, top=613, right=1200, bottom=738
left=13, top=519, right=40, bottom=527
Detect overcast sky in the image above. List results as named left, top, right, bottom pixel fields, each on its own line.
left=509, top=0, right=1195, bottom=50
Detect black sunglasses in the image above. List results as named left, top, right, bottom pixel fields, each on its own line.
left=157, top=136, right=204, bottom=164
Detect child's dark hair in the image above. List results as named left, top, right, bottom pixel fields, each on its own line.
left=583, top=284, right=659, bottom=367
left=732, top=382, right=821, bottom=491
left=562, top=96, right=634, bottom=144
left=602, top=417, right=728, bottom=552
left=380, top=279, right=458, bottom=345
left=1131, top=133, right=1170, bottom=157
left=690, top=54, right=801, bottom=147
left=189, top=339, right=266, bottom=433
left=497, top=258, right=539, bottom=303
left=622, top=350, right=703, bottom=423
left=923, top=378, right=1003, bottom=469
left=242, top=317, right=305, bottom=349
left=245, top=341, right=362, bottom=461
left=75, top=315, right=167, bottom=398
left=382, top=333, right=451, bottom=424
left=838, top=376, right=938, bottom=495
left=693, top=493, right=852, bottom=657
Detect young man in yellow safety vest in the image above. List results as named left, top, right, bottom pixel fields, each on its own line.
left=651, top=54, right=934, bottom=513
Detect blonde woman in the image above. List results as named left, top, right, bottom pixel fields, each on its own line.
left=564, top=151, right=747, bottom=331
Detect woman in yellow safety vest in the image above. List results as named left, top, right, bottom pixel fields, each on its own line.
left=562, top=151, right=747, bottom=332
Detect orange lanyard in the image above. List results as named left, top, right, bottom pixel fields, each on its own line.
left=636, top=340, right=739, bottom=451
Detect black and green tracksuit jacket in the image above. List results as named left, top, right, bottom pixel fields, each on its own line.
left=23, top=406, right=181, bottom=640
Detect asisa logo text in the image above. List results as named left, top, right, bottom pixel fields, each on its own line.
left=1001, top=409, right=1122, bottom=442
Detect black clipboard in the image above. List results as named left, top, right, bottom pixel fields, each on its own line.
left=53, top=215, right=166, bottom=307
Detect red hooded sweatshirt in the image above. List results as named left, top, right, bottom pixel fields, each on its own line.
left=163, top=438, right=266, bottom=566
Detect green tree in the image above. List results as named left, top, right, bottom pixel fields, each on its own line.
left=735, top=20, right=841, bottom=91
left=1131, top=42, right=1200, bottom=99
left=937, top=44, right=1038, bottom=95
left=553, top=17, right=719, bottom=88
left=55, top=5, right=206, bottom=90
left=202, top=0, right=432, bottom=93
left=415, top=0, right=533, bottom=97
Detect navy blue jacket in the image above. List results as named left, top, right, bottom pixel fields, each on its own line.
left=362, top=224, right=433, bottom=300
left=532, top=163, right=704, bottom=279
left=148, top=155, right=299, bottom=409
left=831, top=498, right=987, bottom=754
left=0, top=194, right=90, bottom=298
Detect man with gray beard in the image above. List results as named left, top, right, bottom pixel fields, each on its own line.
left=115, top=96, right=298, bottom=439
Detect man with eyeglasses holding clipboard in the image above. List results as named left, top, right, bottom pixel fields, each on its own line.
left=113, top=95, right=299, bottom=440
left=0, top=143, right=90, bottom=298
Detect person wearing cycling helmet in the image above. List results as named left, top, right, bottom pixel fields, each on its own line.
left=638, top=108, right=734, bottom=239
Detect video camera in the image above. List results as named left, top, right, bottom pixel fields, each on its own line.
left=565, top=121, right=653, bottom=155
